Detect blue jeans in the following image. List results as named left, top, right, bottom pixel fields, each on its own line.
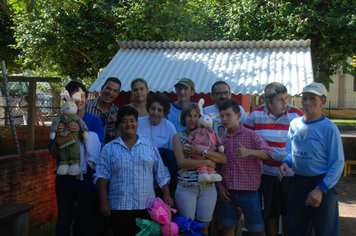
left=287, top=174, right=340, bottom=236
left=219, top=190, right=265, bottom=232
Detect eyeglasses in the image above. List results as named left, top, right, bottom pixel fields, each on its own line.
left=214, top=91, right=231, bottom=97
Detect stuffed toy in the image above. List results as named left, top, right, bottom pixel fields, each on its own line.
left=147, top=197, right=179, bottom=236
left=185, top=98, right=224, bottom=183
left=50, top=89, right=89, bottom=176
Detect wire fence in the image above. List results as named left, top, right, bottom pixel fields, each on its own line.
left=0, top=83, right=62, bottom=156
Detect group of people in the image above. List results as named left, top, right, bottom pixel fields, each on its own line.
left=49, top=77, right=345, bottom=236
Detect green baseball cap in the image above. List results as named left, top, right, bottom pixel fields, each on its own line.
left=174, top=78, right=195, bottom=89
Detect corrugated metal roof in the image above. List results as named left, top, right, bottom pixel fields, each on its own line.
left=89, top=40, right=314, bottom=95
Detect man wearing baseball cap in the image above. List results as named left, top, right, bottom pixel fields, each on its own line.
left=166, top=78, right=196, bottom=132
left=278, top=82, right=344, bottom=236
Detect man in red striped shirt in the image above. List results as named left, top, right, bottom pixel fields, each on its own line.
left=244, top=82, right=303, bottom=236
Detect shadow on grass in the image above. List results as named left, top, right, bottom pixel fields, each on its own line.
left=29, top=217, right=56, bottom=236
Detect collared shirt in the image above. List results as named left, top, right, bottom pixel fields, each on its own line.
left=244, top=103, right=303, bottom=176
left=85, top=96, right=119, bottom=144
left=221, top=126, right=273, bottom=191
left=94, top=136, right=170, bottom=210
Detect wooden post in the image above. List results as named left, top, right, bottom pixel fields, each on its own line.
left=26, top=81, right=36, bottom=151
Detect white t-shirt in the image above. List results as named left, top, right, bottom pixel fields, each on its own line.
left=137, top=116, right=177, bottom=150
left=204, top=104, right=246, bottom=136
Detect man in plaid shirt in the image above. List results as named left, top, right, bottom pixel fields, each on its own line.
left=85, top=77, right=121, bottom=144
left=217, top=99, right=273, bottom=236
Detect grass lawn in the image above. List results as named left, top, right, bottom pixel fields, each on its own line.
left=331, top=119, right=356, bottom=126
left=29, top=218, right=56, bottom=236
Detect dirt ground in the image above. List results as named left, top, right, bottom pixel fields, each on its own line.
left=240, top=175, right=356, bottom=236
left=338, top=175, right=356, bottom=236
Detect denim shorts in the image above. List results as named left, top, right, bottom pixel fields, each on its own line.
left=175, top=183, right=217, bottom=222
left=218, top=190, right=265, bottom=232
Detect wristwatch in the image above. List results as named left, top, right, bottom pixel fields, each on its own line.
left=202, top=149, right=208, bottom=157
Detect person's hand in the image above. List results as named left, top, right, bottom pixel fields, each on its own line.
left=184, top=144, right=193, bottom=156
left=217, top=184, right=230, bottom=203
left=164, top=195, right=174, bottom=207
left=108, top=113, right=117, bottom=125
left=57, top=122, right=65, bottom=133
left=100, top=201, right=111, bottom=217
left=189, top=143, right=203, bottom=156
left=278, top=163, right=290, bottom=181
left=235, top=143, right=249, bottom=158
left=66, top=121, right=80, bottom=132
left=305, top=188, right=323, bottom=207
left=206, top=159, right=216, bottom=168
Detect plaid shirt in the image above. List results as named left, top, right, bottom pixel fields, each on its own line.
left=85, top=96, right=119, bottom=144
left=94, top=136, right=170, bottom=210
left=221, top=126, right=273, bottom=191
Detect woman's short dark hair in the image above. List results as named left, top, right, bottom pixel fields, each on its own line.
left=146, top=93, right=171, bottom=116
left=116, top=106, right=138, bottom=127
left=180, top=103, right=201, bottom=127
left=65, top=81, right=88, bottom=99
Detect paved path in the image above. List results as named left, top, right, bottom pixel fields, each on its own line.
left=339, top=175, right=356, bottom=236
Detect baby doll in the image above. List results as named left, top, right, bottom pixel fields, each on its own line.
left=50, top=89, right=89, bottom=176
left=185, top=99, right=224, bottom=182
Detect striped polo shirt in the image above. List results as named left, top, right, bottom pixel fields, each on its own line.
left=244, top=103, right=303, bottom=176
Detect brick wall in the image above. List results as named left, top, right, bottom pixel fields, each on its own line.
left=0, top=126, right=50, bottom=156
left=0, top=149, right=57, bottom=228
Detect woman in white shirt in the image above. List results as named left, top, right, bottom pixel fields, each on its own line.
left=136, top=93, right=178, bottom=194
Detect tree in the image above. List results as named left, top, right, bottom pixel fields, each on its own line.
left=6, top=0, right=356, bottom=85
left=8, top=0, right=219, bottom=81
left=0, top=1, right=21, bottom=74
left=211, top=0, right=356, bottom=84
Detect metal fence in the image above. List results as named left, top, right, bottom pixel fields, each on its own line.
left=0, top=76, right=62, bottom=156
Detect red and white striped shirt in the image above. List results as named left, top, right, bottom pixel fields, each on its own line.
left=220, top=126, right=273, bottom=191
left=244, top=103, right=303, bottom=176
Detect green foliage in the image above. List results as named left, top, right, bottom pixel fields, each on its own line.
left=3, top=0, right=356, bottom=85
left=9, top=0, right=121, bottom=80
left=0, top=1, right=22, bottom=73
left=217, top=0, right=356, bottom=84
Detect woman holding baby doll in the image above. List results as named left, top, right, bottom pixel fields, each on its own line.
left=173, top=103, right=226, bottom=235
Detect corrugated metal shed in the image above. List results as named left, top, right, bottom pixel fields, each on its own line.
left=89, top=40, right=314, bottom=96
